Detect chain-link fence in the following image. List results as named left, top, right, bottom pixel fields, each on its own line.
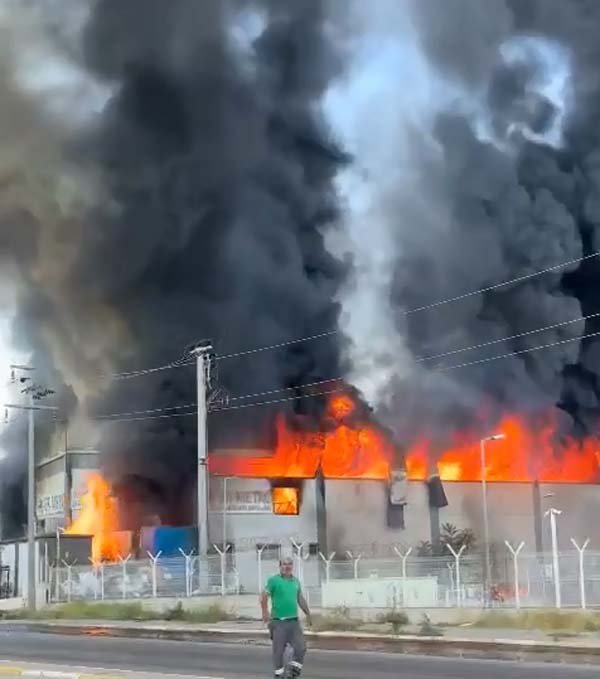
left=45, top=541, right=600, bottom=610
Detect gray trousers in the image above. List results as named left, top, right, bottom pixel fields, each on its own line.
left=270, top=619, right=306, bottom=675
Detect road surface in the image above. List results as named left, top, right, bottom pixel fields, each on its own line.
left=0, top=630, right=597, bottom=679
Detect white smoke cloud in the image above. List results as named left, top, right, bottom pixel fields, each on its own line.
left=2, top=0, right=114, bottom=126
left=323, top=1, right=466, bottom=406
left=324, top=3, right=577, bottom=413
left=499, top=35, right=573, bottom=148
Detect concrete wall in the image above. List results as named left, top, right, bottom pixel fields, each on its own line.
left=208, top=477, right=318, bottom=550
left=440, top=482, right=536, bottom=547
left=324, top=480, right=430, bottom=554
left=539, top=483, right=600, bottom=550
left=210, top=475, right=600, bottom=557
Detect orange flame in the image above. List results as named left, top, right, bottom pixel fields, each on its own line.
left=272, top=487, right=299, bottom=515
left=209, top=411, right=394, bottom=479
left=406, top=413, right=600, bottom=483
left=209, top=397, right=600, bottom=483
left=66, top=474, right=124, bottom=563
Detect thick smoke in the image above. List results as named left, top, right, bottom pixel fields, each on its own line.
left=0, top=0, right=348, bottom=525
left=4, top=0, right=600, bottom=532
left=327, top=0, right=599, bottom=451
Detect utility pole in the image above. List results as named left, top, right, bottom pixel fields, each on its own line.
left=190, top=341, right=212, bottom=558
left=27, top=390, right=35, bottom=610
left=6, top=365, right=57, bottom=611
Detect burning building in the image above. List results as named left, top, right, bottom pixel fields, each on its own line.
left=3, top=0, right=600, bottom=583
left=208, top=394, right=600, bottom=554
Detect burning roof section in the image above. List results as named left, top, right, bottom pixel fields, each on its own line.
left=209, top=395, right=600, bottom=483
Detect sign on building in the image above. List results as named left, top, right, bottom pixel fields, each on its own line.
left=209, top=478, right=273, bottom=513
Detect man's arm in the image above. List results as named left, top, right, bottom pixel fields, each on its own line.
left=260, top=589, right=271, bottom=623
left=297, top=588, right=312, bottom=626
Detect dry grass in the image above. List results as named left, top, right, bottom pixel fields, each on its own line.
left=0, top=601, right=234, bottom=623
left=473, top=610, right=600, bottom=632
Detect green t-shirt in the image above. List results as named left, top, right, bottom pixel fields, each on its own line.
left=265, top=574, right=300, bottom=619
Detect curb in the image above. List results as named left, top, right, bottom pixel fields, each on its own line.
left=4, top=622, right=600, bottom=666
left=0, top=669, right=123, bottom=679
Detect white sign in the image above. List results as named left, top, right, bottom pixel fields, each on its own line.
left=209, top=478, right=273, bottom=513
left=36, top=470, right=66, bottom=519
left=37, top=493, right=64, bottom=519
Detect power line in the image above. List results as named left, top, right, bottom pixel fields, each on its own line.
left=95, top=409, right=197, bottom=424
left=93, top=388, right=344, bottom=423
left=94, top=402, right=197, bottom=420
left=436, top=329, right=600, bottom=373
left=215, top=330, right=338, bottom=361
left=109, top=251, right=598, bottom=380
left=417, top=312, right=597, bottom=364
left=93, top=377, right=345, bottom=421
left=209, top=387, right=344, bottom=413
left=111, top=361, right=189, bottom=381
left=404, top=251, right=599, bottom=316
left=94, top=329, right=597, bottom=422
left=98, top=311, right=600, bottom=420
left=227, top=376, right=344, bottom=402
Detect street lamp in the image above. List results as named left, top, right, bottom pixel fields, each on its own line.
left=480, top=433, right=506, bottom=602
left=544, top=502, right=562, bottom=609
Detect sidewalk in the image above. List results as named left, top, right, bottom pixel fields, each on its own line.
left=3, top=618, right=600, bottom=665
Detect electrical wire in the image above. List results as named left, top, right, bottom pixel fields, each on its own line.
left=416, top=312, right=596, bottom=364
left=95, top=409, right=197, bottom=424
left=93, top=309, right=600, bottom=421
left=109, top=251, right=599, bottom=380
left=94, top=327, right=598, bottom=422
left=208, top=388, right=344, bottom=413
left=93, top=377, right=345, bottom=420
left=215, top=330, right=338, bottom=361
left=94, top=402, right=198, bottom=420
left=436, top=329, right=600, bottom=373
left=226, top=376, right=344, bottom=402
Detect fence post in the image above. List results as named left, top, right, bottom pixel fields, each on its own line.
left=61, top=560, right=74, bottom=603
left=571, top=538, right=590, bottom=610
left=257, top=544, right=268, bottom=594
left=88, top=559, right=98, bottom=601
left=290, top=539, right=309, bottom=587
left=54, top=564, right=61, bottom=603
left=393, top=546, right=413, bottom=605
left=345, top=551, right=362, bottom=580
left=318, top=552, right=336, bottom=583
left=504, top=541, right=525, bottom=610
left=446, top=544, right=466, bottom=607
left=214, top=544, right=231, bottom=596
left=179, top=549, right=195, bottom=597
left=118, top=554, right=131, bottom=600
left=100, top=563, right=105, bottom=601
left=147, top=551, right=162, bottom=599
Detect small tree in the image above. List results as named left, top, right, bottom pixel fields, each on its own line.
left=416, top=524, right=476, bottom=557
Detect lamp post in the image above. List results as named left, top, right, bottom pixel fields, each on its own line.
left=545, top=507, right=562, bottom=608
left=480, top=433, right=505, bottom=602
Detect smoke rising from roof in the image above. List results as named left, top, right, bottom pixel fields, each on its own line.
left=326, top=0, right=594, bottom=451
left=2, top=0, right=600, bottom=530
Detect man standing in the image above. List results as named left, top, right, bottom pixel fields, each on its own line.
left=260, top=556, right=312, bottom=678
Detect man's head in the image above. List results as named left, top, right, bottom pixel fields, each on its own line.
left=280, top=556, right=294, bottom=577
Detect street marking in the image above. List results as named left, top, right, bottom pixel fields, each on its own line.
left=0, top=669, right=228, bottom=679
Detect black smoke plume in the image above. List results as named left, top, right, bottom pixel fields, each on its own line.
left=0, top=0, right=348, bottom=526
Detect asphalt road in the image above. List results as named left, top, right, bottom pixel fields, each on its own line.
left=0, top=630, right=597, bottom=679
